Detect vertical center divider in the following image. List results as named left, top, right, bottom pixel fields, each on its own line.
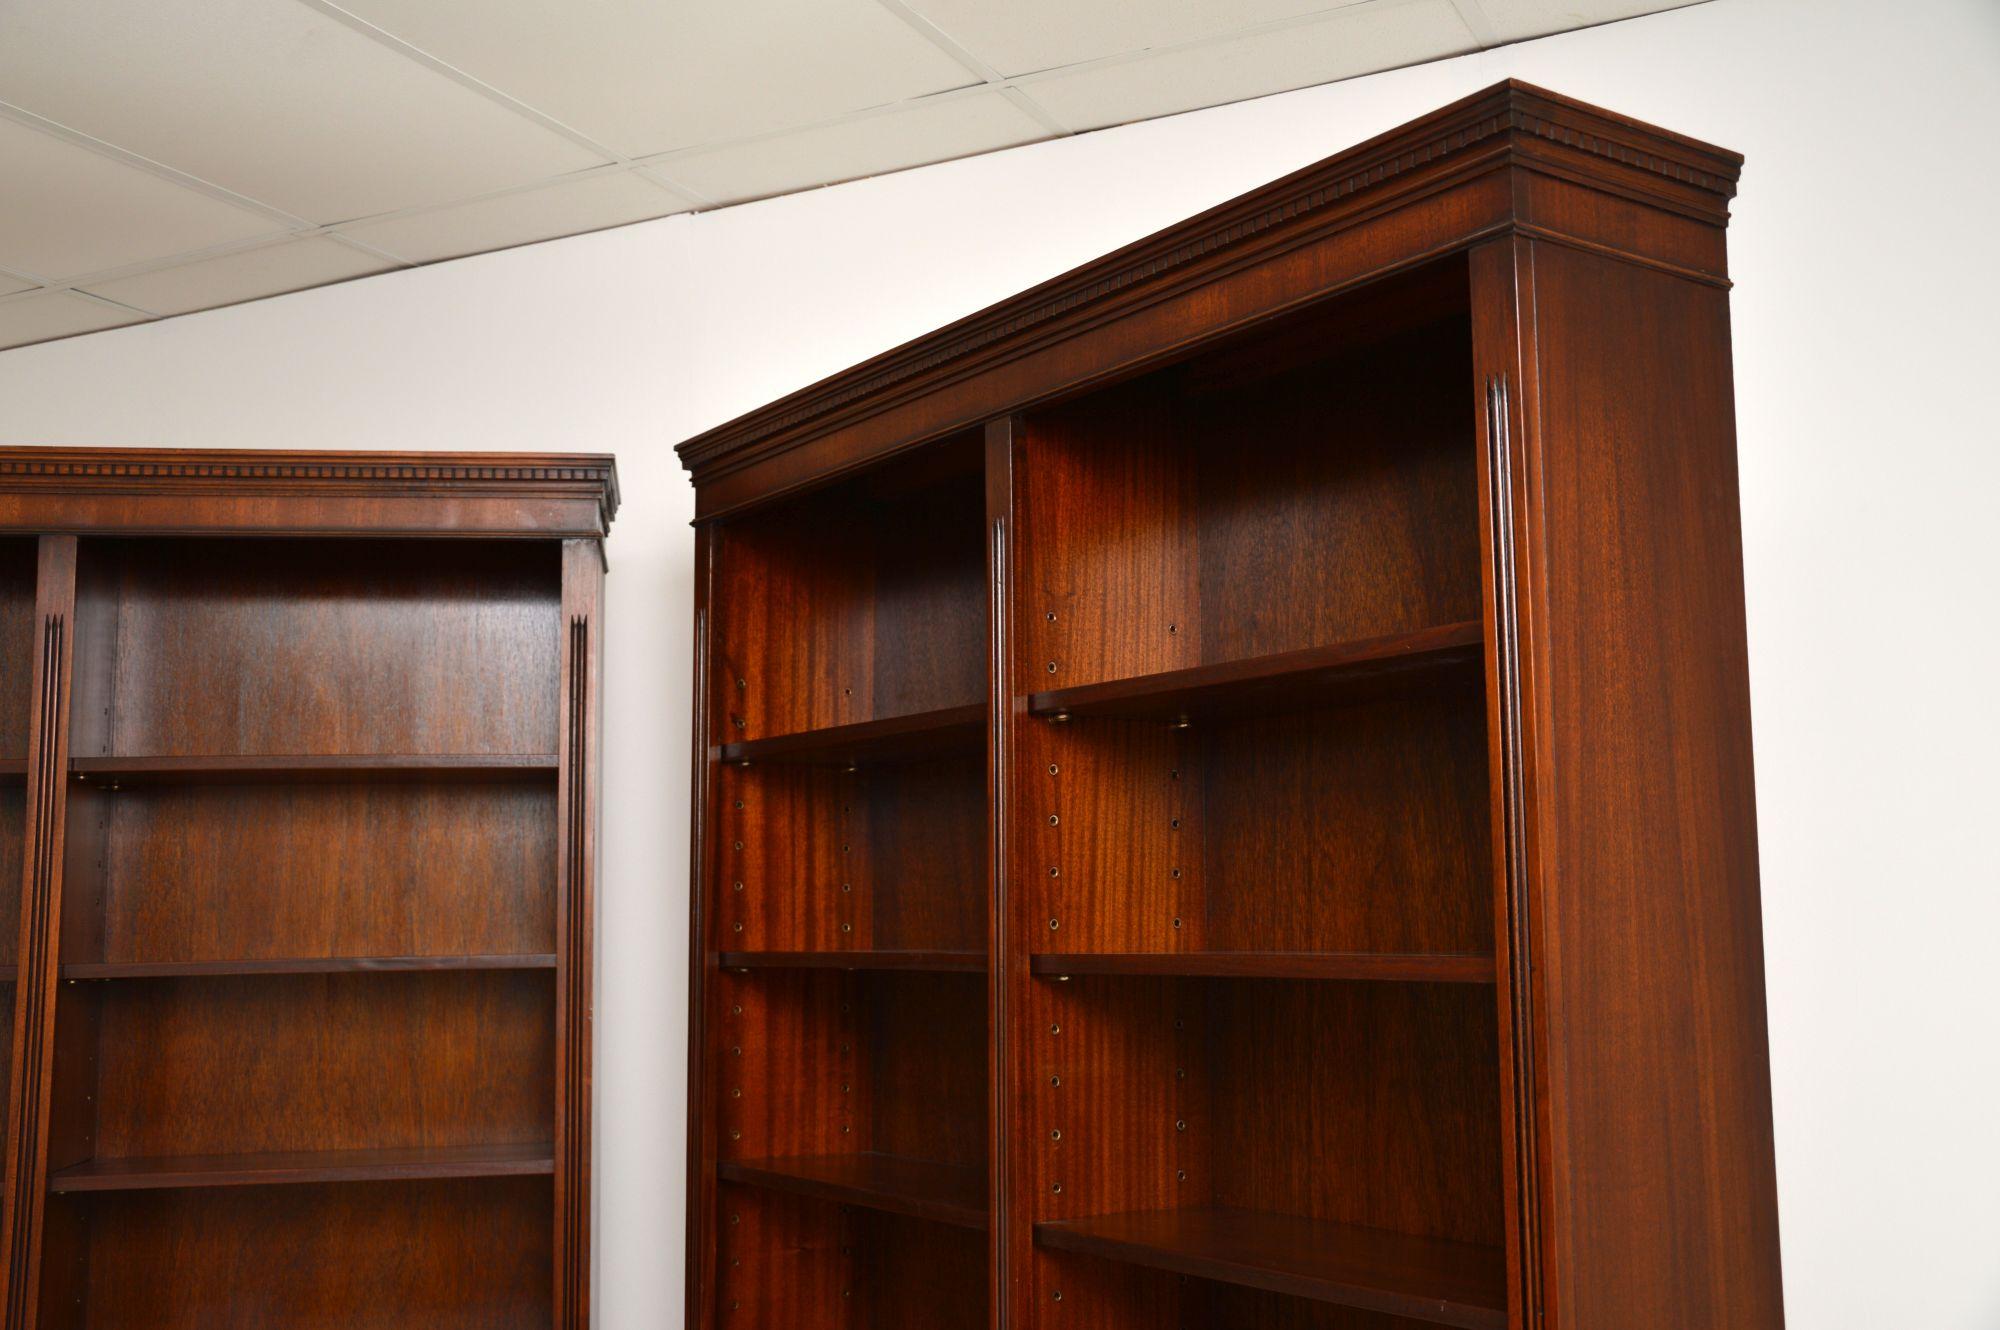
left=985, top=416, right=1021, bottom=1330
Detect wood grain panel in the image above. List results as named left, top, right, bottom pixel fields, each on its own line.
left=1200, top=686, right=1492, bottom=955
left=0, top=789, right=20, bottom=971
left=47, top=1178, right=551, bottom=1329
left=1205, top=981, right=1502, bottom=1247
left=1191, top=319, right=1479, bottom=665
left=0, top=541, right=33, bottom=761
left=855, top=1210, right=987, bottom=1330
left=81, top=971, right=553, bottom=1159
left=88, top=783, right=554, bottom=964
left=715, top=1182, right=851, bottom=1330
left=1518, top=240, right=1782, bottom=1328
left=713, top=436, right=984, bottom=743
left=1017, top=383, right=1197, bottom=691
left=79, top=539, right=560, bottom=758
left=867, top=972, right=987, bottom=1169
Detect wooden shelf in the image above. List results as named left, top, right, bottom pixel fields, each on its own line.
left=717, top=949, right=986, bottom=974
left=68, top=753, right=559, bottom=786
left=61, top=954, right=558, bottom=981
left=1027, top=621, right=1482, bottom=722
left=718, top=1153, right=987, bottom=1230
left=1029, top=951, right=1495, bottom=983
left=48, top=1142, right=556, bottom=1194
left=717, top=703, right=984, bottom=766
left=0, top=756, right=25, bottom=782
left=1035, top=1208, right=1505, bottom=1329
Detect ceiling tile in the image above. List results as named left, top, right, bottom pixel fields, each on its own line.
left=646, top=93, right=1047, bottom=207
left=1022, top=0, right=1478, bottom=133
left=0, top=291, right=149, bottom=352
left=338, top=172, right=691, bottom=264
left=0, top=117, right=282, bottom=280
left=905, top=0, right=1375, bottom=78
left=328, top=0, right=978, bottom=157
left=80, top=237, right=397, bottom=317
left=1475, top=0, right=1705, bottom=44
left=0, top=273, right=33, bottom=298
left=0, top=0, right=605, bottom=224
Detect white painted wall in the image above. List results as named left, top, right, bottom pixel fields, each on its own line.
left=3, top=0, right=1996, bottom=1323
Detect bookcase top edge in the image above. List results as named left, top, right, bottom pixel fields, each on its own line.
left=674, top=78, right=1740, bottom=489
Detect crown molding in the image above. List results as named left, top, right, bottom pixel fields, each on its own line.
left=0, top=448, right=620, bottom=531
left=675, top=79, right=1741, bottom=484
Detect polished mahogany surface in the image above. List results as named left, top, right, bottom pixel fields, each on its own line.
left=679, top=81, right=1778, bottom=1330
left=0, top=453, right=614, bottom=1329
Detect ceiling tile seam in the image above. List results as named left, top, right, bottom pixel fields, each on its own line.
left=631, top=81, right=1037, bottom=173
left=317, top=160, right=708, bottom=247
left=13, top=227, right=391, bottom=295
left=290, top=0, right=627, bottom=168
left=870, top=0, right=1074, bottom=136
left=0, top=98, right=313, bottom=231
left=65, top=288, right=162, bottom=319
left=1004, top=0, right=1473, bottom=88
left=1444, top=0, right=1504, bottom=46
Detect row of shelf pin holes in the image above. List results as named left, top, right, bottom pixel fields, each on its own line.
left=1042, top=737, right=1197, bottom=1287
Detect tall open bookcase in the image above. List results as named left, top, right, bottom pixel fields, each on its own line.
left=0, top=449, right=616, bottom=1328
left=679, top=83, right=1783, bottom=1330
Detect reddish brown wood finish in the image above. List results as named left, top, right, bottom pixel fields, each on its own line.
left=680, top=81, right=1778, bottom=1330
left=0, top=452, right=615, bottom=1328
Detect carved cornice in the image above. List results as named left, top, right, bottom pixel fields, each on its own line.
left=0, top=448, right=620, bottom=529
left=675, top=79, right=1740, bottom=482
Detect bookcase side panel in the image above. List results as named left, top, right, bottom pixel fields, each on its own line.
left=1510, top=239, right=1782, bottom=1330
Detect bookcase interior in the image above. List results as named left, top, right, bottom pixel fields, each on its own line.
left=715, top=969, right=989, bottom=1327
left=37, top=535, right=567, bottom=1329
left=714, top=431, right=986, bottom=743
left=707, top=434, right=995, bottom=1323
left=1017, top=260, right=1479, bottom=694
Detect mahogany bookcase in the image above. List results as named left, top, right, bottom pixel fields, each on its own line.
left=0, top=449, right=616, bottom=1329
left=678, top=81, right=1783, bottom=1330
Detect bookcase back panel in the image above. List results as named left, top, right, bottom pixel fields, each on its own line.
left=714, top=1189, right=988, bottom=1330
left=1197, top=685, right=1492, bottom=955
left=713, top=436, right=985, bottom=742
left=45, top=1178, right=551, bottom=1330
left=720, top=754, right=983, bottom=954
left=72, top=539, right=561, bottom=758
left=1019, top=285, right=1479, bottom=693
left=852, top=1210, right=987, bottom=1330
left=866, top=970, right=988, bottom=1166
left=73, top=970, right=554, bottom=1158
left=1031, top=1261, right=1462, bottom=1330
left=717, top=969, right=987, bottom=1169
left=79, top=781, right=555, bottom=963
left=2, top=536, right=33, bottom=758
left=717, top=968, right=860, bottom=1162
left=1024, top=977, right=1500, bottom=1236
left=1024, top=678, right=1490, bottom=957
left=715, top=1183, right=852, bottom=1329
left=0, top=784, right=21, bottom=968
left=1017, top=717, right=1186, bottom=954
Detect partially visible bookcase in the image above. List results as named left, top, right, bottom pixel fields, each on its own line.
left=681, top=83, right=1783, bottom=1330
left=0, top=451, right=616, bottom=1329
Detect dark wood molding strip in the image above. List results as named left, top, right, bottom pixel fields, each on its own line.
left=0, top=449, right=619, bottom=527
left=1027, top=951, right=1496, bottom=983
left=60, top=954, right=558, bottom=980
left=717, top=1154, right=988, bottom=1231
left=2, top=538, right=75, bottom=1330
left=1035, top=1207, right=1506, bottom=1329
left=48, top=1143, right=556, bottom=1194
left=716, top=950, right=986, bottom=974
